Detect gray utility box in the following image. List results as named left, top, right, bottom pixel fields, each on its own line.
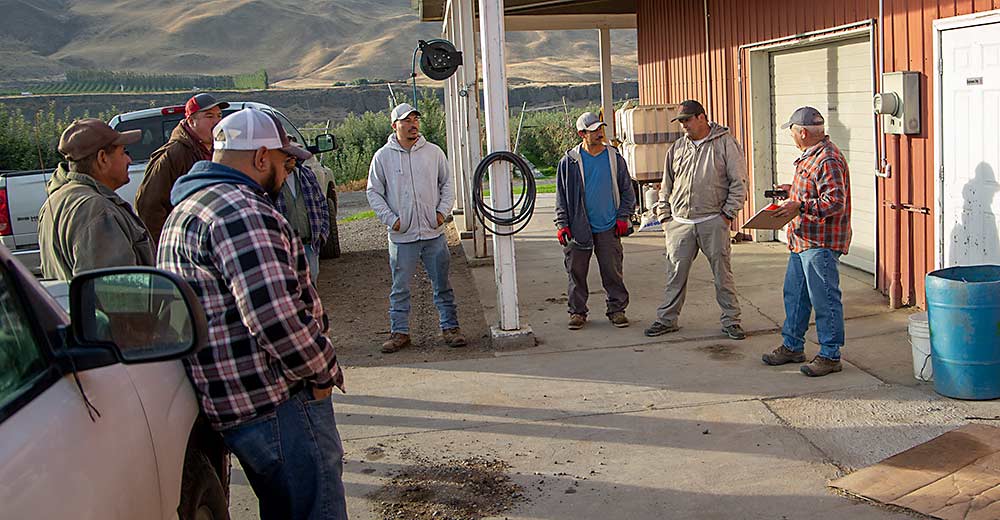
left=873, top=71, right=921, bottom=134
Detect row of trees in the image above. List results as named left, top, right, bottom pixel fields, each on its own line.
left=2, top=94, right=591, bottom=179
left=306, top=92, right=587, bottom=187
left=0, top=103, right=115, bottom=171
left=2, top=70, right=270, bottom=96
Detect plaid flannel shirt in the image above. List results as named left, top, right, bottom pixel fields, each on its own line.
left=787, top=137, right=852, bottom=254
left=158, top=180, right=338, bottom=430
left=273, top=162, right=330, bottom=249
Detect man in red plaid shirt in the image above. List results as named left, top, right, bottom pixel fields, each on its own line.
left=762, top=106, right=852, bottom=377
left=159, top=108, right=347, bottom=519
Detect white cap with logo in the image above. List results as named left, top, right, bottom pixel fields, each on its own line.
left=213, top=108, right=312, bottom=161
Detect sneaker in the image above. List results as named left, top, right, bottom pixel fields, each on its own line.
left=442, top=327, right=467, bottom=348
left=721, top=324, right=746, bottom=340
left=800, top=356, right=842, bottom=377
left=761, top=346, right=806, bottom=366
left=380, top=332, right=411, bottom=353
left=568, top=313, right=587, bottom=330
left=609, top=311, right=629, bottom=328
left=644, top=321, right=679, bottom=337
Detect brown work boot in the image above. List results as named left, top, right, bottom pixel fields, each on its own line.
left=442, top=327, right=467, bottom=348
left=761, top=345, right=806, bottom=366
left=609, top=311, right=629, bottom=328
left=568, top=313, right=586, bottom=330
left=800, top=356, right=842, bottom=377
left=380, top=333, right=411, bottom=353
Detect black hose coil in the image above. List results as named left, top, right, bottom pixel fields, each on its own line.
left=471, top=151, right=537, bottom=236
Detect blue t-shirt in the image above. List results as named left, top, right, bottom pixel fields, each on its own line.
left=580, top=148, right=617, bottom=233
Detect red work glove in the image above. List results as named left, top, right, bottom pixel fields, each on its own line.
left=615, top=219, right=630, bottom=237
left=557, top=226, right=572, bottom=246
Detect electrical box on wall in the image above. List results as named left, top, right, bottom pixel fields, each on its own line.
left=873, top=71, right=921, bottom=134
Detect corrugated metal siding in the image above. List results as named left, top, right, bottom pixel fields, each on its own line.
left=637, top=0, right=1000, bottom=307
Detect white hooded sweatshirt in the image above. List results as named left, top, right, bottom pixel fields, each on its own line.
left=366, top=134, right=454, bottom=244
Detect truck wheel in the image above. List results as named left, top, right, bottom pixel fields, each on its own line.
left=320, top=194, right=341, bottom=259
left=179, top=451, right=229, bottom=520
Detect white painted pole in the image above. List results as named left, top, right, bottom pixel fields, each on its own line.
left=478, top=0, right=520, bottom=331
left=598, top=26, right=615, bottom=141
left=446, top=8, right=467, bottom=216
left=457, top=0, right=487, bottom=255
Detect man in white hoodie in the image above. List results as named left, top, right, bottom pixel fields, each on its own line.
left=367, top=103, right=465, bottom=353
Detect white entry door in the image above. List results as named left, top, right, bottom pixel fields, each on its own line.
left=940, top=21, right=1000, bottom=266
left=770, top=36, right=877, bottom=275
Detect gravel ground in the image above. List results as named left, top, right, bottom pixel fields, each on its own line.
left=315, top=210, right=492, bottom=367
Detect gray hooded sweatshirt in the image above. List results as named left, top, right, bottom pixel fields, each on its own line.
left=655, top=122, right=748, bottom=222
left=367, top=134, right=454, bottom=244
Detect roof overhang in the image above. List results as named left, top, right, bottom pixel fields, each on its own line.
left=416, top=0, right=638, bottom=30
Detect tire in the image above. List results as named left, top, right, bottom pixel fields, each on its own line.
left=319, top=189, right=341, bottom=259
left=178, top=450, right=229, bottom=520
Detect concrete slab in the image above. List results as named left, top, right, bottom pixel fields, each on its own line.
left=331, top=332, right=881, bottom=442
left=766, top=384, right=976, bottom=472
left=333, top=400, right=910, bottom=520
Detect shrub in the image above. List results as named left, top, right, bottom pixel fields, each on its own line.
left=305, top=91, right=446, bottom=187
left=0, top=102, right=114, bottom=171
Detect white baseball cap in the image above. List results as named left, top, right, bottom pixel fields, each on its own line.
left=213, top=108, right=312, bottom=161
left=391, top=103, right=421, bottom=122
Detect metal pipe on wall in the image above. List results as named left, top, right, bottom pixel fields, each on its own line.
left=704, top=0, right=712, bottom=112
left=878, top=0, right=902, bottom=308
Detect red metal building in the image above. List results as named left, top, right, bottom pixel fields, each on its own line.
left=637, top=0, right=1000, bottom=308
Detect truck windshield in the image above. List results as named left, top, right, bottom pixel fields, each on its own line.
left=115, top=116, right=185, bottom=163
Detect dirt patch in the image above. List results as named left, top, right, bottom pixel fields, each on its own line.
left=696, top=344, right=745, bottom=361
left=368, top=457, right=526, bottom=520
left=316, top=218, right=492, bottom=367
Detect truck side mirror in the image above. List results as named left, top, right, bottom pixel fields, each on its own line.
left=310, top=133, right=336, bottom=154
left=70, top=267, right=207, bottom=364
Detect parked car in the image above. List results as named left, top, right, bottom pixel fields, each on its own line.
left=0, top=101, right=340, bottom=275
left=0, top=244, right=230, bottom=519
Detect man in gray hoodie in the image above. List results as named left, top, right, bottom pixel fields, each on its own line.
left=645, top=100, right=748, bottom=340
left=367, top=103, right=465, bottom=353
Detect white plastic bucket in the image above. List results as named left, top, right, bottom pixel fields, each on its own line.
left=908, top=312, right=933, bottom=382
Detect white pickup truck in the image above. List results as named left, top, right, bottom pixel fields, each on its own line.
left=1, top=101, right=340, bottom=274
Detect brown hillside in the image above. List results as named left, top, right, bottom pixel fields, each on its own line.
left=1, top=0, right=637, bottom=87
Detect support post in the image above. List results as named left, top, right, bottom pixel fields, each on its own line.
left=457, top=0, right=487, bottom=256
left=446, top=7, right=467, bottom=216
left=598, top=26, right=615, bottom=140
left=478, top=0, right=522, bottom=333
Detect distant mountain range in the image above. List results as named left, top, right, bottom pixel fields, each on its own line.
left=1, top=0, right=637, bottom=88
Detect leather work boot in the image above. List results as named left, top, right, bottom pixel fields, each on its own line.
left=608, top=311, right=629, bottom=328
left=643, top=321, right=679, bottom=337
left=442, top=327, right=467, bottom=348
left=380, top=333, right=411, bottom=353
left=761, top=346, right=806, bottom=366
left=568, top=313, right=587, bottom=330
left=800, top=356, right=843, bottom=377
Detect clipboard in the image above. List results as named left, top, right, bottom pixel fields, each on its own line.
left=741, top=203, right=797, bottom=230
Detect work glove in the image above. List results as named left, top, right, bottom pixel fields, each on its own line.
left=557, top=226, right=572, bottom=246
left=614, top=219, right=630, bottom=237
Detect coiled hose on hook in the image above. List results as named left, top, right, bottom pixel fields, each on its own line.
left=471, top=151, right=537, bottom=236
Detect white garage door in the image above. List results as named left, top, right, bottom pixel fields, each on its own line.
left=940, top=22, right=1000, bottom=267
left=770, top=36, right=877, bottom=275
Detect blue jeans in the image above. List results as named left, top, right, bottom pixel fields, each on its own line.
left=388, top=234, right=459, bottom=334
left=781, top=248, right=845, bottom=360
left=220, top=390, right=348, bottom=520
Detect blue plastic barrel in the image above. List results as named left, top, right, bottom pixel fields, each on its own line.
left=925, top=265, right=1000, bottom=400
